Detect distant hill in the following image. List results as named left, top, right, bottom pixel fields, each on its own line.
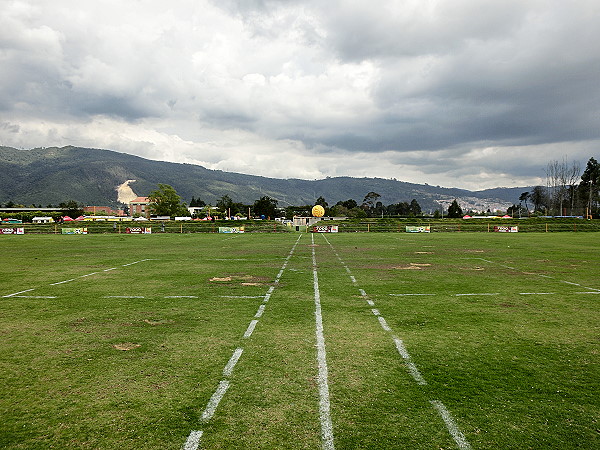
left=0, top=146, right=528, bottom=212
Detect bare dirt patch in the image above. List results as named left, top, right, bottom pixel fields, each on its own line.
left=143, top=319, right=173, bottom=326
left=210, top=274, right=270, bottom=286
left=113, top=342, right=141, bottom=351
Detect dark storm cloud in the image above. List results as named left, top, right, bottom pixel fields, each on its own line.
left=0, top=0, right=598, bottom=189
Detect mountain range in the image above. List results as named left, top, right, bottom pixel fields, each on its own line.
left=0, top=146, right=530, bottom=212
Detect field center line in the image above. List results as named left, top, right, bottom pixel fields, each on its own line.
left=320, top=235, right=470, bottom=444
left=430, top=400, right=472, bottom=450
left=181, top=235, right=303, bottom=449
left=2, top=288, right=35, bottom=298
left=311, top=234, right=335, bottom=450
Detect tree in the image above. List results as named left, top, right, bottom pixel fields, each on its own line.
left=252, top=196, right=278, bottom=219
left=59, top=200, right=83, bottom=219
left=447, top=199, right=463, bottom=218
left=579, top=157, right=600, bottom=216
left=362, top=192, right=381, bottom=209
left=409, top=199, right=422, bottom=216
left=189, top=196, right=206, bottom=207
left=519, top=192, right=530, bottom=213
left=148, top=184, right=188, bottom=217
left=315, top=196, right=328, bottom=208
left=337, top=199, right=357, bottom=209
left=530, top=186, right=547, bottom=213
left=216, top=195, right=234, bottom=216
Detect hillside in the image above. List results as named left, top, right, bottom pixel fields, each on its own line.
left=0, top=146, right=525, bottom=211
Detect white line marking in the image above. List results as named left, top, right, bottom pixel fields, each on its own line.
left=254, top=304, right=266, bottom=318
left=122, top=258, right=156, bottom=267
left=103, top=267, right=117, bottom=272
left=3, top=288, right=35, bottom=298
left=12, top=295, right=56, bottom=299
left=166, top=295, right=199, bottom=298
left=455, top=293, right=499, bottom=296
left=201, top=380, right=230, bottom=422
left=519, top=292, right=555, bottom=295
left=243, top=319, right=258, bottom=338
left=371, top=308, right=380, bottom=316
left=378, top=316, right=392, bottom=332
left=389, top=293, right=436, bottom=296
left=350, top=276, right=357, bottom=283
left=430, top=400, right=472, bottom=450
left=312, top=236, right=335, bottom=450
left=183, top=430, right=203, bottom=450
left=79, top=272, right=100, bottom=278
left=223, top=348, right=244, bottom=377
left=393, top=337, right=427, bottom=385
left=49, top=279, right=76, bottom=285
left=562, top=281, right=581, bottom=286
left=576, top=291, right=600, bottom=294
left=359, top=289, right=367, bottom=296
left=104, top=295, right=145, bottom=298
left=220, top=295, right=263, bottom=299
left=366, top=299, right=375, bottom=307
left=393, top=337, right=411, bottom=360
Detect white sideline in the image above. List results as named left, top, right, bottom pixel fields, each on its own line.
left=430, top=400, right=472, bottom=450
left=2, top=288, right=35, bottom=298
left=254, top=304, right=266, bottom=318
left=243, top=319, right=258, bottom=338
left=312, top=234, right=335, bottom=450
left=182, top=235, right=303, bottom=449
left=223, top=348, right=244, bottom=377
left=377, top=316, right=392, bottom=332
left=183, top=430, right=203, bottom=450
left=49, top=279, right=76, bottom=286
left=393, top=337, right=427, bottom=386
left=201, top=380, right=230, bottom=422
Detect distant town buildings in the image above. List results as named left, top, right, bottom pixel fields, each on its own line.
left=129, top=197, right=151, bottom=217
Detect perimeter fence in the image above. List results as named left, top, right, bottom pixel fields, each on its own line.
left=1, top=218, right=600, bottom=235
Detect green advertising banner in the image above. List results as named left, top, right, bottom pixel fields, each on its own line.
left=406, top=226, right=430, bottom=233
left=62, top=228, right=88, bottom=234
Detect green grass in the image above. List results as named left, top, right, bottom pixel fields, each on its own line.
left=0, top=233, right=598, bottom=449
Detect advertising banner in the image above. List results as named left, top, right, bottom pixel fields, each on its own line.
left=406, top=226, right=431, bottom=233
left=494, top=226, right=518, bottom=233
left=126, top=227, right=152, bottom=234
left=218, top=227, right=245, bottom=233
left=312, top=225, right=339, bottom=233
left=61, top=228, right=88, bottom=234
left=0, top=228, right=25, bottom=235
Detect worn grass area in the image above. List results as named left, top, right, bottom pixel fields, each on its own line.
left=0, top=233, right=598, bottom=449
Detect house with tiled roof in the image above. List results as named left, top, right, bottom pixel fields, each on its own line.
left=129, top=197, right=151, bottom=217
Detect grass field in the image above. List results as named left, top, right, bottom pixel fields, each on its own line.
left=0, top=232, right=598, bottom=449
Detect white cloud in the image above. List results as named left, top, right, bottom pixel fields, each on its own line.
left=1, top=0, right=599, bottom=190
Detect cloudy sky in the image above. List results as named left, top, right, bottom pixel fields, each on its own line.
left=1, top=0, right=599, bottom=190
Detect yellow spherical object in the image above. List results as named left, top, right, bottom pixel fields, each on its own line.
left=312, top=205, right=325, bottom=217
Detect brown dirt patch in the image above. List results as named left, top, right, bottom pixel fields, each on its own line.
left=113, top=342, right=141, bottom=351
left=143, top=319, right=173, bottom=326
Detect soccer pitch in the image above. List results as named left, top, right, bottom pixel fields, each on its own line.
left=1, top=232, right=598, bottom=449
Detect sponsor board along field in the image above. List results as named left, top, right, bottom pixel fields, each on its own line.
left=0, top=232, right=598, bottom=449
